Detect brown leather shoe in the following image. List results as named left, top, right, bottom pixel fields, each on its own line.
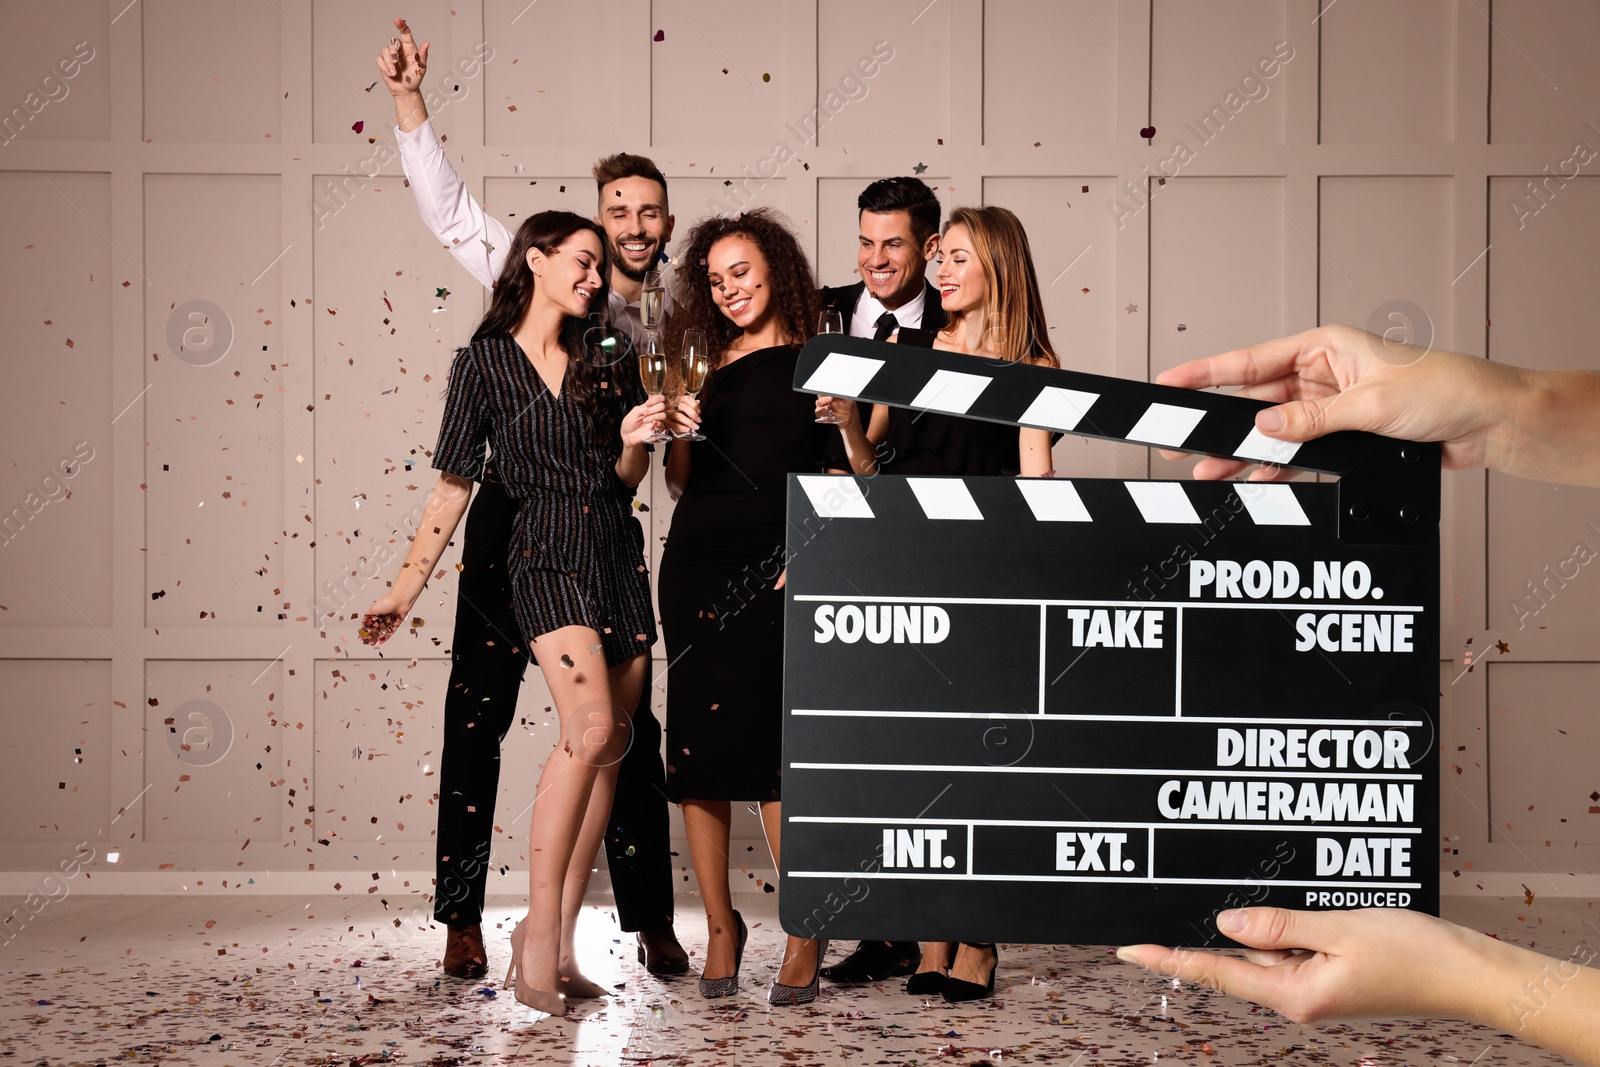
left=442, top=922, right=488, bottom=979
left=635, top=924, right=690, bottom=976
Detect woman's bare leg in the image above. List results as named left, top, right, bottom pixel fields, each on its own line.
left=682, top=799, right=737, bottom=977
left=517, top=627, right=622, bottom=1000
left=554, top=652, right=647, bottom=996
left=758, top=800, right=821, bottom=986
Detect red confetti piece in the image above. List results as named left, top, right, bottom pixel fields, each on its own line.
left=653, top=29, right=664, bottom=41
left=352, top=120, right=365, bottom=133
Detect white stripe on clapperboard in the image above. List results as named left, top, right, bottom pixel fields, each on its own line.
left=799, top=352, right=1304, bottom=466
left=795, top=475, right=1312, bottom=526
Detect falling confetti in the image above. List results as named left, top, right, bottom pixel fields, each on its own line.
left=352, top=120, right=365, bottom=134
left=912, top=162, right=928, bottom=174
left=1139, top=125, right=1156, bottom=139
left=436, top=287, right=450, bottom=299
left=653, top=29, right=664, bottom=41
left=559, top=654, right=575, bottom=668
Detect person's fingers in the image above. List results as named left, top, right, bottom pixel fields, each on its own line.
left=1116, top=943, right=1287, bottom=1002
left=1241, top=947, right=1301, bottom=967
left=416, top=40, right=430, bottom=69
left=1258, top=392, right=1351, bottom=443
left=1189, top=456, right=1255, bottom=481
left=1156, top=336, right=1311, bottom=393
left=1217, top=907, right=1335, bottom=954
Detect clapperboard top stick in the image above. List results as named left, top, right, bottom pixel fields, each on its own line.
left=795, top=335, right=1440, bottom=544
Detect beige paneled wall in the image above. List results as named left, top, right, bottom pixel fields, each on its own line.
left=2, top=0, right=1598, bottom=897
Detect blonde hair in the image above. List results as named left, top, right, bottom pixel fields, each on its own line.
left=943, top=205, right=1059, bottom=368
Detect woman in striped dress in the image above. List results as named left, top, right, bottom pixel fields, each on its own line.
left=361, top=210, right=669, bottom=1017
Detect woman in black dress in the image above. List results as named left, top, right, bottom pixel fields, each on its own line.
left=362, top=211, right=667, bottom=1017
left=656, top=209, right=835, bottom=1005
left=820, top=204, right=1060, bottom=1002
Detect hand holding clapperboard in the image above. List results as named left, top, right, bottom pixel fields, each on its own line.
left=779, top=335, right=1439, bottom=947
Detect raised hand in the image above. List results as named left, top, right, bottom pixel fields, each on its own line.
left=375, top=17, right=430, bottom=98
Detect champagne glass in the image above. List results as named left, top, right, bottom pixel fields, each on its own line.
left=641, top=270, right=665, bottom=334
left=638, top=331, right=673, bottom=444
left=815, top=308, right=847, bottom=424
left=675, top=328, right=709, bottom=442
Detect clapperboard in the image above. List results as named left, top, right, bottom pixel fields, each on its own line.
left=779, top=335, right=1439, bottom=946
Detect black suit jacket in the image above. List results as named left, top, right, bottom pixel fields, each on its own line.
left=818, top=279, right=948, bottom=334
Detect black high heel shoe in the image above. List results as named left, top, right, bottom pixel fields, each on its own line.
left=941, top=942, right=998, bottom=1002
left=904, top=942, right=951, bottom=995
left=768, top=936, right=829, bottom=1006
left=697, top=911, right=747, bottom=999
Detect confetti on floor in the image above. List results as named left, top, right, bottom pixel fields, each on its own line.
left=0, top=892, right=1584, bottom=1065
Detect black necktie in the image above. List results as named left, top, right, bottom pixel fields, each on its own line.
left=872, top=311, right=899, bottom=342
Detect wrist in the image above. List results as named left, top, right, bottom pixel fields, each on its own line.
left=392, top=92, right=429, bottom=132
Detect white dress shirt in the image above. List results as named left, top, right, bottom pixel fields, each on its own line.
left=848, top=282, right=929, bottom=339
left=394, top=119, right=665, bottom=348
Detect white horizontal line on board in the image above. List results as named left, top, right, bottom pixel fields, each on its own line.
left=786, top=871, right=1423, bottom=889
left=792, top=594, right=1424, bottom=612
left=790, top=763, right=1422, bottom=781
left=787, top=817, right=1422, bottom=833
left=792, top=710, right=1424, bottom=727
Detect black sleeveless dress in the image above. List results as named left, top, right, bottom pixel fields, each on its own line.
left=658, top=344, right=834, bottom=801
left=877, top=327, right=1024, bottom=476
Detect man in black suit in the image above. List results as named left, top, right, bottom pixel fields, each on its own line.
left=819, top=176, right=947, bottom=346
left=816, top=176, right=942, bottom=987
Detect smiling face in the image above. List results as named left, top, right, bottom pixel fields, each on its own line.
left=857, top=209, right=936, bottom=308
left=934, top=222, right=987, bottom=316
left=528, top=228, right=605, bottom=319
left=598, top=176, right=673, bottom=283
left=705, top=234, right=773, bottom=334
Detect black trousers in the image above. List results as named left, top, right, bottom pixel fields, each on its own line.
left=433, top=476, right=675, bottom=932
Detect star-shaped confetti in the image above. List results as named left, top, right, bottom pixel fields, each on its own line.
left=1125, top=303, right=1139, bottom=314
left=912, top=162, right=928, bottom=174
left=435, top=287, right=450, bottom=299
left=1495, top=639, right=1510, bottom=654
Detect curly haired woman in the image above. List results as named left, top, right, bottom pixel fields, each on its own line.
left=655, top=208, right=837, bottom=1006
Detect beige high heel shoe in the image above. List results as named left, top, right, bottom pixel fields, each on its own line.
left=503, top=917, right=565, bottom=1017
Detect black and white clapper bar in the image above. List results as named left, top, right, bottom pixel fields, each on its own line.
left=779, top=335, right=1439, bottom=946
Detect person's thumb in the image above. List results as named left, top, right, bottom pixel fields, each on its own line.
left=1257, top=392, right=1352, bottom=443
left=1218, top=906, right=1324, bottom=952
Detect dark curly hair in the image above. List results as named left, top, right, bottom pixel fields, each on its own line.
left=662, top=208, right=821, bottom=369
left=470, top=210, right=624, bottom=446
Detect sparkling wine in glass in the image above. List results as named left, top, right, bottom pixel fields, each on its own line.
left=641, top=270, right=665, bottom=334
left=814, top=308, right=847, bottom=424
left=675, top=328, right=709, bottom=442
left=638, top=332, right=673, bottom=443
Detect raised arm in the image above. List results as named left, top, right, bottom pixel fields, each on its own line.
left=378, top=17, right=510, bottom=290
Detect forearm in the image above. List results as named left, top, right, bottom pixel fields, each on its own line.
left=663, top=439, right=690, bottom=500
left=837, top=421, right=880, bottom=476
left=616, top=443, right=649, bottom=489
left=1491, top=366, right=1600, bottom=488
left=390, top=478, right=471, bottom=604
left=392, top=88, right=429, bottom=133
left=393, top=114, right=509, bottom=289
left=1467, top=936, right=1600, bottom=1065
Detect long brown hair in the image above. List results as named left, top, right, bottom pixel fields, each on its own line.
left=663, top=208, right=821, bottom=369
left=471, top=210, right=622, bottom=444
left=943, top=205, right=1059, bottom=368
